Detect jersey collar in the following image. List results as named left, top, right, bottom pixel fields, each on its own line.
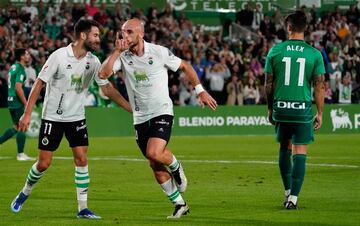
left=66, top=43, right=91, bottom=59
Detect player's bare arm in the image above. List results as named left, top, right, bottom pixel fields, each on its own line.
left=18, top=78, right=44, bottom=132
left=99, top=32, right=129, bottom=79
left=100, top=83, right=132, bottom=113
left=313, top=75, right=325, bottom=130
left=265, top=73, right=275, bottom=125
left=179, top=60, right=217, bottom=110
left=15, top=82, right=27, bottom=107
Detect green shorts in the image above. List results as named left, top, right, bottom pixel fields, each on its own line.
left=275, top=122, right=314, bottom=145
left=9, top=107, right=24, bottom=125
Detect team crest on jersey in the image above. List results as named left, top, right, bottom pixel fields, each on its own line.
left=71, top=74, right=83, bottom=93
left=42, top=136, right=49, bottom=146
left=148, top=57, right=153, bottom=65
left=134, top=70, right=149, bottom=83
left=85, top=62, right=90, bottom=70
left=128, top=61, right=133, bottom=65
left=66, top=64, right=72, bottom=69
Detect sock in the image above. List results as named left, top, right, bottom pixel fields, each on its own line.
left=279, top=148, right=292, bottom=191
left=285, top=189, right=291, bottom=197
left=160, top=178, right=185, bottom=205
left=288, top=195, right=298, bottom=205
left=168, top=155, right=180, bottom=172
left=16, top=132, right=26, bottom=154
left=22, top=162, right=44, bottom=196
left=0, top=128, right=17, bottom=144
left=75, top=165, right=89, bottom=212
left=290, top=154, right=307, bottom=197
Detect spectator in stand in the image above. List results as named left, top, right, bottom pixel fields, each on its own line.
left=325, top=81, right=333, bottom=104
left=243, top=77, right=260, bottom=105
left=85, top=0, right=100, bottom=19
left=338, top=73, right=352, bottom=104
left=226, top=75, right=243, bottom=106
left=192, top=55, right=206, bottom=81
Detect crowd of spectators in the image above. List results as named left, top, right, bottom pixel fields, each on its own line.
left=0, top=0, right=359, bottom=108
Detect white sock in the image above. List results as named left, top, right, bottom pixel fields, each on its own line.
left=160, top=178, right=185, bottom=205
left=288, top=195, right=298, bottom=204
left=168, top=155, right=180, bottom=172
left=285, top=189, right=291, bottom=197
left=75, top=165, right=89, bottom=211
left=23, top=162, right=44, bottom=196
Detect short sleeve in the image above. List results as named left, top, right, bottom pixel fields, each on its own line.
left=313, top=51, right=325, bottom=77
left=15, top=67, right=26, bottom=84
left=38, top=52, right=59, bottom=83
left=264, top=47, right=274, bottom=74
left=93, top=58, right=109, bottom=86
left=112, top=57, right=122, bottom=74
left=161, top=47, right=181, bottom=72
left=94, top=73, right=109, bottom=86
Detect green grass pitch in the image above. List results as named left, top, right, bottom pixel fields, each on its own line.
left=0, top=134, right=359, bottom=226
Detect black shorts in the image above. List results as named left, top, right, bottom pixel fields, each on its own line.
left=134, top=115, right=173, bottom=157
left=38, top=119, right=89, bottom=151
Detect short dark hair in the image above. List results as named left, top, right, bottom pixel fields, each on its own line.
left=14, top=48, right=27, bottom=61
left=74, top=19, right=101, bottom=39
left=285, top=10, right=307, bottom=33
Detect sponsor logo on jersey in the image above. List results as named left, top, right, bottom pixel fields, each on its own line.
left=277, top=101, right=305, bottom=110
left=41, top=136, right=49, bottom=145
left=71, top=74, right=83, bottom=93
left=134, top=70, right=149, bottom=83
left=42, top=65, right=49, bottom=72
left=56, top=93, right=64, bottom=115
left=330, top=108, right=353, bottom=131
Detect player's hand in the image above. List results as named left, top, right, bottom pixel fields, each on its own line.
left=198, top=91, right=217, bottom=110
left=268, top=109, right=275, bottom=125
left=313, top=113, right=323, bottom=131
left=114, top=32, right=129, bottom=53
left=18, top=114, right=31, bottom=132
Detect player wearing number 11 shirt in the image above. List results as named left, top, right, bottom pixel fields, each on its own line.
left=264, top=10, right=325, bottom=210
left=10, top=19, right=131, bottom=219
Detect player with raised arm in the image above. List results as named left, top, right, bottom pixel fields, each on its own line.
left=99, top=18, right=217, bottom=219
left=265, top=11, right=325, bottom=209
left=11, top=19, right=131, bottom=219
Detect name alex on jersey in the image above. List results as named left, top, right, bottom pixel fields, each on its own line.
left=286, top=45, right=304, bottom=52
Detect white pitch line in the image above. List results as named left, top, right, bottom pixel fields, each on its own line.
left=0, top=156, right=358, bottom=168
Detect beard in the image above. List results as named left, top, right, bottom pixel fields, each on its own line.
left=84, top=40, right=100, bottom=52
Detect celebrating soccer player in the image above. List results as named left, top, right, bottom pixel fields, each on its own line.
left=99, top=18, right=217, bottom=218
left=11, top=19, right=131, bottom=219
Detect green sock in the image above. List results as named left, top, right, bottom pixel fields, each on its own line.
left=279, top=148, right=292, bottom=190
left=0, top=128, right=17, bottom=144
left=290, top=154, right=307, bottom=196
left=16, top=132, right=26, bottom=154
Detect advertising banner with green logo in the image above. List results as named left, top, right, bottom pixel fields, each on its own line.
left=1, top=105, right=359, bottom=137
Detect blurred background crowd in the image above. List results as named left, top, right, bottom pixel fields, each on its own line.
left=0, top=0, right=359, bottom=108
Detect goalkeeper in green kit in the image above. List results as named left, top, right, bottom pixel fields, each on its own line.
left=264, top=11, right=325, bottom=209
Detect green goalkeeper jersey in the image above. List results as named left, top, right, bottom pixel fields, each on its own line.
left=264, top=40, right=325, bottom=123
left=7, top=62, right=26, bottom=109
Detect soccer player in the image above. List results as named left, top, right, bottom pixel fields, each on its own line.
left=11, top=19, right=131, bottom=219
left=0, top=48, right=34, bottom=161
left=99, top=18, right=217, bottom=218
left=264, top=11, right=325, bottom=209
